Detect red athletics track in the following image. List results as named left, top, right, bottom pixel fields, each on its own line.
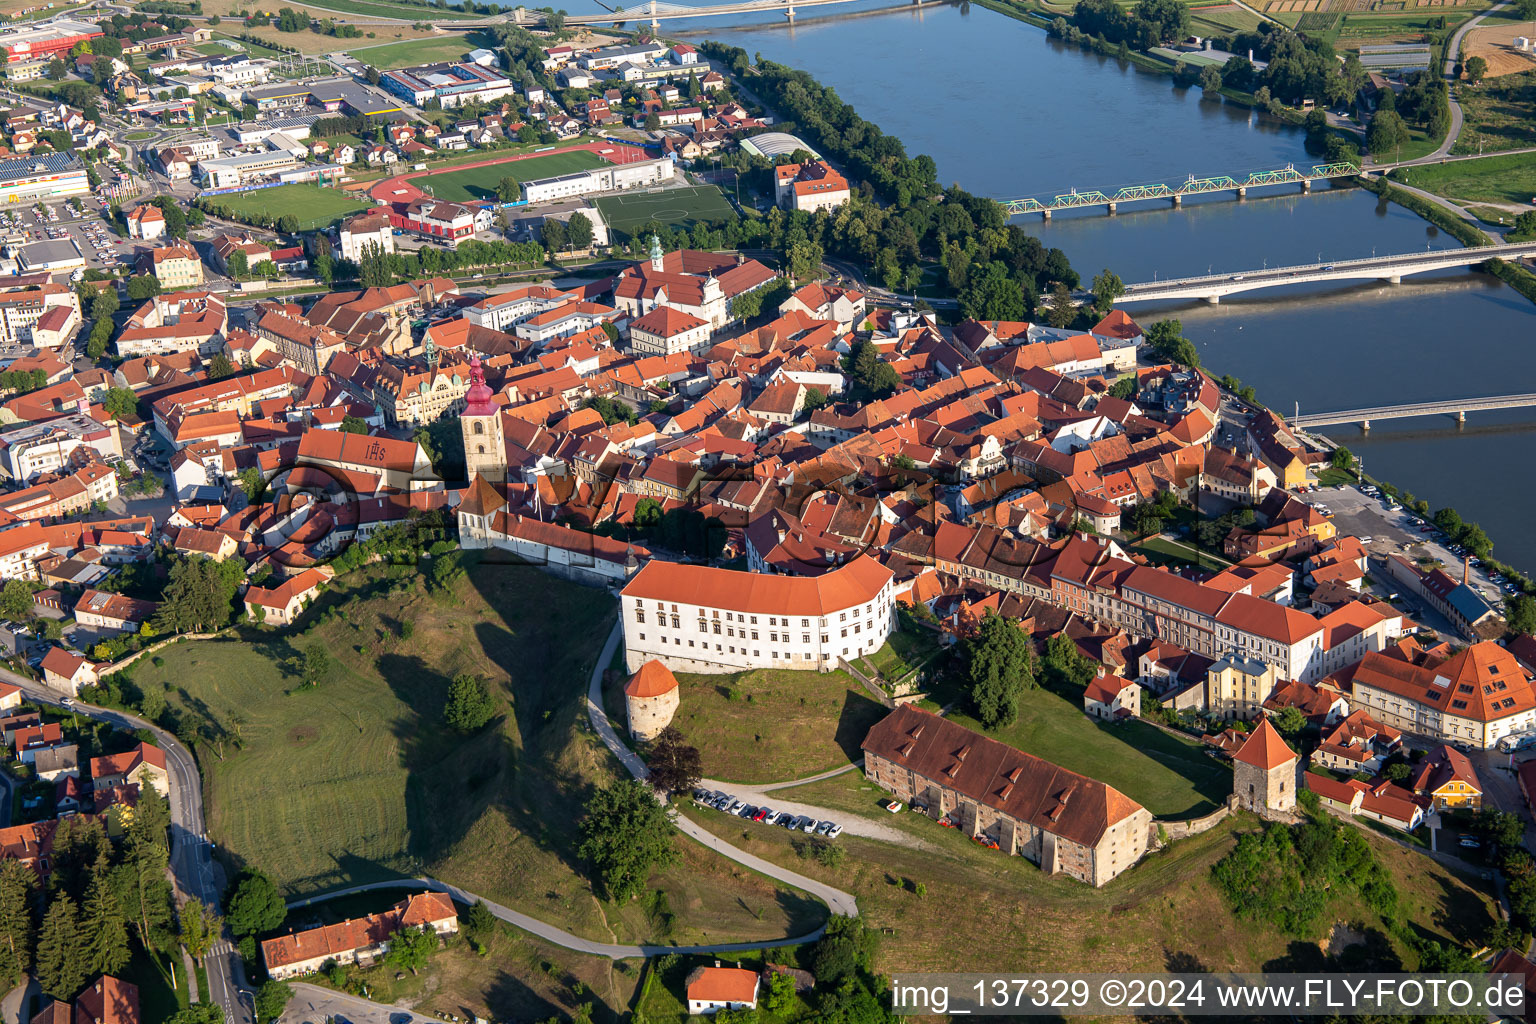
left=368, top=140, right=652, bottom=205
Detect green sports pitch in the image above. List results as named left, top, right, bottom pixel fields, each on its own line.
left=205, top=184, right=374, bottom=231
left=594, top=185, right=738, bottom=238
left=420, top=151, right=608, bottom=202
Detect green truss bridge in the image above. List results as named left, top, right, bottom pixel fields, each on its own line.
left=999, top=162, right=1362, bottom=218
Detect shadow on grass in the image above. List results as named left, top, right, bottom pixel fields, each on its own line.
left=833, top=688, right=889, bottom=765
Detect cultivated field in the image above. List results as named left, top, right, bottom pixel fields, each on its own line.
left=943, top=684, right=1232, bottom=819
left=659, top=667, right=888, bottom=783
left=423, top=151, right=608, bottom=202
left=593, top=185, right=738, bottom=238
left=349, top=31, right=490, bottom=69
left=152, top=563, right=817, bottom=946
left=680, top=781, right=1499, bottom=980
left=207, top=183, right=374, bottom=230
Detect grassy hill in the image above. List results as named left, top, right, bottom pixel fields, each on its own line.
left=150, top=561, right=821, bottom=947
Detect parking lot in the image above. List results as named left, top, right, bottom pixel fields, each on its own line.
left=8, top=195, right=132, bottom=274
left=692, top=787, right=844, bottom=839
left=1303, top=484, right=1514, bottom=619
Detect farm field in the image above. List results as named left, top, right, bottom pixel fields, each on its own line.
left=645, top=666, right=887, bottom=783
left=680, top=776, right=1499, bottom=980
left=348, top=31, right=490, bottom=68
left=1393, top=151, right=1536, bottom=205
left=1454, top=69, right=1536, bottom=152
left=202, top=183, right=374, bottom=230
left=423, top=150, right=608, bottom=201
left=941, top=683, right=1232, bottom=819
left=593, top=184, right=738, bottom=239
left=151, top=562, right=818, bottom=947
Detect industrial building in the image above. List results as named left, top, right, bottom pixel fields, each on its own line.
left=197, top=149, right=300, bottom=189
left=0, top=153, right=90, bottom=204
left=520, top=157, right=674, bottom=204
left=379, top=62, right=514, bottom=109
left=0, top=19, right=103, bottom=64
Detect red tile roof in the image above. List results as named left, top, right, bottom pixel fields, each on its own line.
left=624, top=660, right=678, bottom=698
left=622, top=554, right=891, bottom=617
left=1231, top=718, right=1296, bottom=771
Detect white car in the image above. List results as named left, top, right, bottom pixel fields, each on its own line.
left=801, top=818, right=819, bottom=834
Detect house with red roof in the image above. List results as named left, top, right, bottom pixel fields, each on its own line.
left=261, top=892, right=457, bottom=980
left=687, top=966, right=759, bottom=1015
left=39, top=647, right=98, bottom=696
left=243, top=567, right=331, bottom=626
left=88, top=742, right=168, bottom=794
left=773, top=160, right=849, bottom=214
left=1083, top=671, right=1140, bottom=721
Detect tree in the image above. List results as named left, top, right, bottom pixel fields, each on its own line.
left=155, top=556, right=245, bottom=634
left=958, top=261, right=1026, bottom=322
left=207, top=353, right=237, bottom=380
left=1507, top=594, right=1536, bottom=637
left=340, top=415, right=369, bottom=435
left=166, top=1007, right=225, bottom=1024
left=1329, top=445, right=1354, bottom=471
left=644, top=726, right=701, bottom=794
left=385, top=925, right=437, bottom=974
left=358, top=241, right=391, bottom=288
left=365, top=65, right=381, bottom=85
left=298, top=642, right=329, bottom=686
left=126, top=275, right=161, bottom=300
left=1090, top=267, right=1124, bottom=315
left=1045, top=281, right=1076, bottom=329
left=1366, top=109, right=1410, bottom=159
left=566, top=211, right=594, bottom=250
left=1199, top=64, right=1223, bottom=94
left=786, top=239, right=824, bottom=280
left=577, top=779, right=678, bottom=901
left=178, top=899, right=221, bottom=965
left=965, top=613, right=1034, bottom=728
left=83, top=873, right=130, bottom=976
left=47, top=58, right=66, bottom=81
left=254, top=979, right=292, bottom=1023
left=802, top=386, right=827, bottom=412
left=496, top=176, right=521, bottom=203
left=0, top=579, right=33, bottom=621
left=225, top=871, right=285, bottom=938
left=35, top=896, right=85, bottom=1001
left=1042, top=633, right=1097, bottom=688
left=0, top=861, right=36, bottom=989
left=539, top=217, right=567, bottom=251
left=1108, top=376, right=1137, bottom=400
left=443, top=673, right=497, bottom=733
left=1145, top=318, right=1200, bottom=367
left=1464, top=54, right=1487, bottom=84
left=1274, top=705, right=1308, bottom=737
left=226, top=250, right=249, bottom=280
left=1385, top=761, right=1412, bottom=782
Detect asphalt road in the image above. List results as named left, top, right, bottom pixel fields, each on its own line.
left=0, top=667, right=253, bottom=1024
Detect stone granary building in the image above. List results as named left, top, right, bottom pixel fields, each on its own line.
left=861, top=705, right=1152, bottom=886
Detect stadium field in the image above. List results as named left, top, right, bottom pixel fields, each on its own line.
left=594, top=185, right=738, bottom=238
left=422, top=151, right=607, bottom=202
left=204, top=184, right=373, bottom=230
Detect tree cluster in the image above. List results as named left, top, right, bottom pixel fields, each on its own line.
left=1144, top=318, right=1201, bottom=367
left=1066, top=0, right=1191, bottom=49
left=1430, top=506, right=1493, bottom=559
left=578, top=779, right=678, bottom=902
left=965, top=612, right=1035, bottom=727
left=154, top=555, right=246, bottom=635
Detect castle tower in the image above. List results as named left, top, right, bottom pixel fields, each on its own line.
left=1231, top=718, right=1298, bottom=817
left=625, top=659, right=680, bottom=742
left=460, top=353, right=505, bottom=483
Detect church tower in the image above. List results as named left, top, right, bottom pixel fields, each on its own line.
left=648, top=233, right=665, bottom=272
left=460, top=353, right=505, bottom=483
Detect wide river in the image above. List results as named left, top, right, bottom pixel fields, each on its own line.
left=592, top=0, right=1536, bottom=567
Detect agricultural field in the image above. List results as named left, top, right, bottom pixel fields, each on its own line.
left=348, top=31, right=492, bottom=69
left=679, top=776, right=1499, bottom=980
left=423, top=150, right=608, bottom=201
left=1392, top=150, right=1536, bottom=205
left=204, top=183, right=374, bottom=230
left=593, top=184, right=739, bottom=239
left=1454, top=68, right=1536, bottom=152
left=1188, top=1, right=1266, bottom=31
left=150, top=562, right=818, bottom=948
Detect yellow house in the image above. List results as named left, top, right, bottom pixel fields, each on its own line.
left=1410, top=745, right=1482, bottom=810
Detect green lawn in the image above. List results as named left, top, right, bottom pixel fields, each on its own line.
left=657, top=666, right=888, bottom=783
left=300, top=0, right=480, bottom=18
left=149, top=563, right=815, bottom=947
left=944, top=684, right=1233, bottom=819
left=205, top=183, right=374, bottom=230
left=423, top=151, right=607, bottom=202
left=210, top=32, right=295, bottom=59
left=348, top=32, right=485, bottom=69
left=1132, top=536, right=1232, bottom=572
left=860, top=624, right=946, bottom=683
left=1392, top=151, right=1536, bottom=205
left=594, top=185, right=739, bottom=239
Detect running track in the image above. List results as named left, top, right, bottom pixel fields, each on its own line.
left=368, top=140, right=652, bottom=205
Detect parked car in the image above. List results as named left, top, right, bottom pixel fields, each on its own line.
left=751, top=807, right=769, bottom=822
left=824, top=823, right=843, bottom=838
left=885, top=800, right=902, bottom=813
left=1460, top=837, right=1481, bottom=849
left=801, top=818, right=819, bottom=834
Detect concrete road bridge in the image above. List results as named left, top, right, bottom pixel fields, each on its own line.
left=1115, top=241, right=1536, bottom=304
left=1291, top=393, right=1536, bottom=431
left=557, top=0, right=887, bottom=26
left=998, top=162, right=1361, bottom=218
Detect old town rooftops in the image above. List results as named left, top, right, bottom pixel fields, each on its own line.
left=622, top=553, right=891, bottom=617
left=861, top=704, right=1145, bottom=848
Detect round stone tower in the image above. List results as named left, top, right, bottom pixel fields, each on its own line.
left=625, top=659, right=681, bottom=741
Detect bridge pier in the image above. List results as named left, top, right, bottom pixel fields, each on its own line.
left=1300, top=178, right=1311, bottom=193
left=1171, top=194, right=1181, bottom=207
left=1205, top=294, right=1220, bottom=304
left=1236, top=186, right=1247, bottom=200
left=784, top=4, right=794, bottom=16
left=1106, top=202, right=1117, bottom=215
left=1361, top=420, right=1371, bottom=432
left=1385, top=274, right=1401, bottom=285
left=1041, top=209, right=1051, bottom=220
left=1456, top=410, right=1466, bottom=425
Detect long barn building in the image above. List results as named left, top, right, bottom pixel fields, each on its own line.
left=862, top=705, right=1152, bottom=887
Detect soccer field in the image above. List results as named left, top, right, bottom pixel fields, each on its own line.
left=206, top=183, right=374, bottom=230
left=594, top=184, right=738, bottom=238
left=422, top=151, right=607, bottom=202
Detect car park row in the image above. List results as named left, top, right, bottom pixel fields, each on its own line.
left=691, top=788, right=843, bottom=839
